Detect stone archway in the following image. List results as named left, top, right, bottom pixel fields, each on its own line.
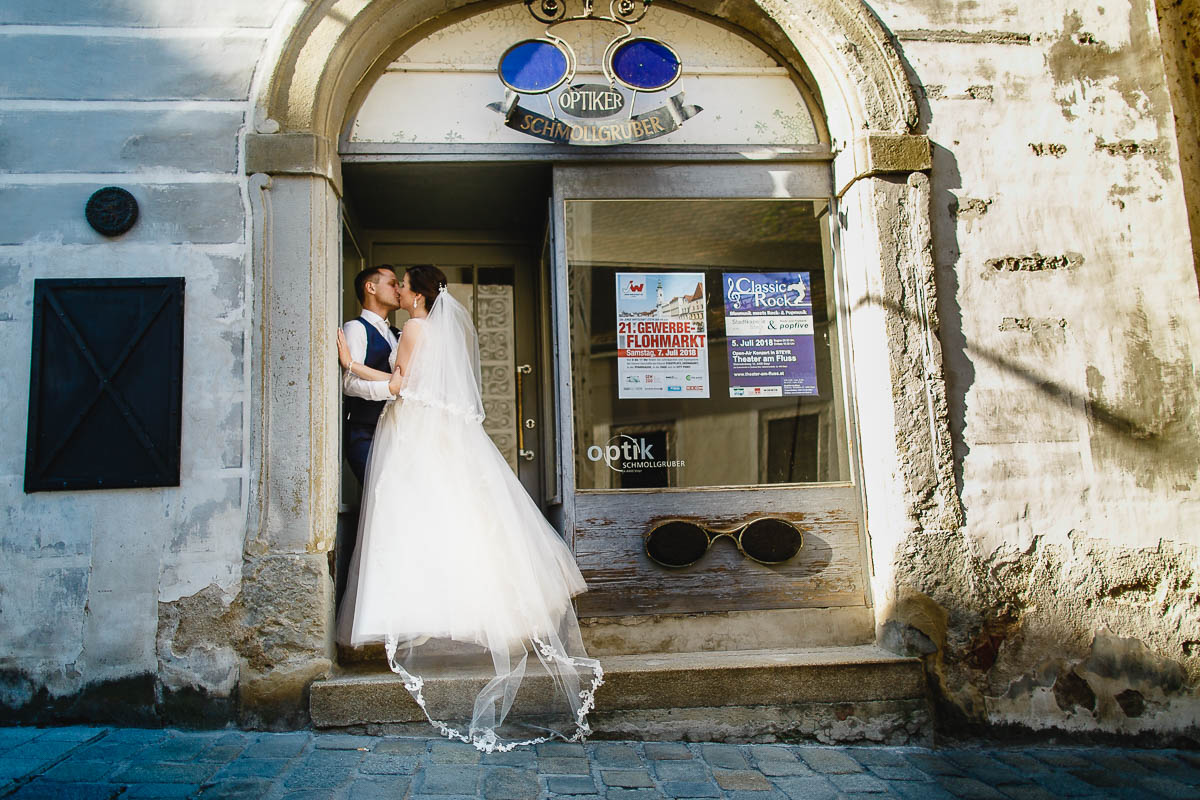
left=238, top=0, right=958, bottom=727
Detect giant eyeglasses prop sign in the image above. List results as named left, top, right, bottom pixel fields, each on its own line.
left=487, top=0, right=702, bottom=145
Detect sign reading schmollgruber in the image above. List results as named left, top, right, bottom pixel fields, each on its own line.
left=616, top=272, right=709, bottom=399
left=489, top=89, right=701, bottom=145
left=723, top=272, right=818, bottom=397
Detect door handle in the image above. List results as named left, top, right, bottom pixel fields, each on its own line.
left=516, top=364, right=535, bottom=462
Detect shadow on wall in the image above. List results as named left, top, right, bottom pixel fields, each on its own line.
left=927, top=142, right=973, bottom=506
left=854, top=293, right=1158, bottom=446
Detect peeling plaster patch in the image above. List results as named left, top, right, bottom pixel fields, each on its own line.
left=998, top=317, right=1067, bottom=332
left=1095, top=137, right=1165, bottom=158
left=159, top=478, right=245, bottom=602
left=156, top=583, right=239, bottom=725
left=1029, top=142, right=1068, bottom=157
left=895, top=29, right=1032, bottom=44
left=986, top=252, right=1083, bottom=272
left=953, top=198, right=992, bottom=217
left=924, top=85, right=994, bottom=101
left=1086, top=631, right=1188, bottom=691
left=1084, top=303, right=1200, bottom=491
left=1046, top=5, right=1176, bottom=159
left=891, top=531, right=1200, bottom=737
left=1053, top=668, right=1097, bottom=712
left=951, top=197, right=992, bottom=233
left=1108, top=184, right=1138, bottom=209
left=1116, top=688, right=1146, bottom=717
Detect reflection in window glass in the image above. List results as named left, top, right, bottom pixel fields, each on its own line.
left=566, top=200, right=850, bottom=490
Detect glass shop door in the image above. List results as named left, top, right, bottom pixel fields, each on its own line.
left=550, top=163, right=870, bottom=617
left=374, top=240, right=550, bottom=506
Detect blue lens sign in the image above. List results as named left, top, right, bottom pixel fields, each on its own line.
left=498, top=39, right=570, bottom=94
left=611, top=38, right=681, bottom=91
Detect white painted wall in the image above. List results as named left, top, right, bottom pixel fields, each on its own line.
left=347, top=4, right=820, bottom=146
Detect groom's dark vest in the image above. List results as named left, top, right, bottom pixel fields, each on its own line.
left=344, top=317, right=394, bottom=426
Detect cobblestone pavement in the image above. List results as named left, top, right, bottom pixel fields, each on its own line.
left=2, top=726, right=1199, bottom=799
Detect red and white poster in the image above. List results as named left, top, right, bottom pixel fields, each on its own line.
left=615, top=272, right=709, bottom=399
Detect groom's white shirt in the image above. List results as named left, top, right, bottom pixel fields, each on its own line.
left=342, top=309, right=398, bottom=402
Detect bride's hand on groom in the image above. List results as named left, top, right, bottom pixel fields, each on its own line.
left=336, top=329, right=353, bottom=370
left=388, top=364, right=404, bottom=396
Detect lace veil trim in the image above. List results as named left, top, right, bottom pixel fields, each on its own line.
left=385, top=635, right=605, bottom=753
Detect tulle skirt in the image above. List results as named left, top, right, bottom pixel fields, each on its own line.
left=336, top=398, right=603, bottom=751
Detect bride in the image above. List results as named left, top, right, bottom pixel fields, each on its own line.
left=335, top=264, right=603, bottom=752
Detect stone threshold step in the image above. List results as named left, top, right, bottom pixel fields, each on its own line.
left=311, top=644, right=924, bottom=729
left=339, top=606, right=877, bottom=663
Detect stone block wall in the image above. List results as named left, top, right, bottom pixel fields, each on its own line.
left=0, top=1, right=289, bottom=726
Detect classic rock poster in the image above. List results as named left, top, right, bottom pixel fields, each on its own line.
left=723, top=272, right=818, bottom=397
left=615, top=272, right=710, bottom=399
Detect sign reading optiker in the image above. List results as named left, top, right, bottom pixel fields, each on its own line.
left=487, top=0, right=702, bottom=145
left=558, top=84, right=625, bottom=116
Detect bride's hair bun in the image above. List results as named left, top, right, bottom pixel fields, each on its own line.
left=405, top=264, right=449, bottom=310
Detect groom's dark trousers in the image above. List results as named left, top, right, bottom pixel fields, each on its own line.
left=343, top=317, right=395, bottom=484
left=339, top=318, right=395, bottom=609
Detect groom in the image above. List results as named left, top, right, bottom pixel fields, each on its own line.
left=342, top=265, right=402, bottom=485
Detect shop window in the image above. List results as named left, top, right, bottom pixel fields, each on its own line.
left=567, top=200, right=849, bottom=490
left=760, top=411, right=819, bottom=483
left=24, top=278, right=184, bottom=492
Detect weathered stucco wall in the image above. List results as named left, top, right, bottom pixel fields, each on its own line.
left=867, top=0, right=1200, bottom=738
left=0, top=0, right=292, bottom=725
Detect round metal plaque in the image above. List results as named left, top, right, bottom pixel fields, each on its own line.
left=86, top=187, right=139, bottom=237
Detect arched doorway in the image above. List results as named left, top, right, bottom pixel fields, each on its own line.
left=240, top=0, right=956, bottom=737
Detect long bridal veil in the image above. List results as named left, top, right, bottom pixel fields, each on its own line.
left=337, top=287, right=603, bottom=752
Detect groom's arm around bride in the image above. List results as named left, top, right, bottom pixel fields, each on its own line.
left=341, top=265, right=402, bottom=485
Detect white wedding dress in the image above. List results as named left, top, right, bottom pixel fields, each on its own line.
left=336, top=288, right=603, bottom=752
